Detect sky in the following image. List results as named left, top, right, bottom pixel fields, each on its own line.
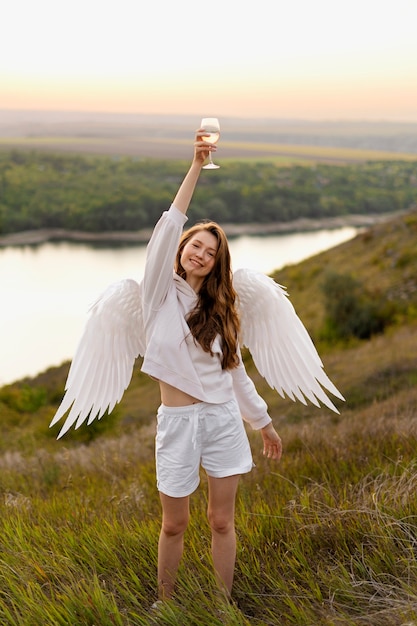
left=1, top=0, right=417, bottom=121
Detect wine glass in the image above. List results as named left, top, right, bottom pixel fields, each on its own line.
left=201, top=117, right=220, bottom=169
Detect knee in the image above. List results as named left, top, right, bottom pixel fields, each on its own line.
left=161, top=514, right=189, bottom=538
left=207, top=509, right=234, bottom=535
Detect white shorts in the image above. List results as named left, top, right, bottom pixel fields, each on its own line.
left=155, top=399, right=253, bottom=498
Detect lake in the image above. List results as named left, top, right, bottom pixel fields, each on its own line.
left=0, top=226, right=357, bottom=385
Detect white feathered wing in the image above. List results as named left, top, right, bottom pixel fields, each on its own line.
left=50, top=278, right=145, bottom=438
left=233, top=268, right=344, bottom=412
left=51, top=268, right=343, bottom=438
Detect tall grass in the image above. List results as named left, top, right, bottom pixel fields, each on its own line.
left=1, top=376, right=417, bottom=624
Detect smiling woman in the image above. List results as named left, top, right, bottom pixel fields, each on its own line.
left=46, top=130, right=288, bottom=604
left=178, top=228, right=219, bottom=292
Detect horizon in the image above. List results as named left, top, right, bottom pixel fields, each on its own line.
left=2, top=109, right=417, bottom=130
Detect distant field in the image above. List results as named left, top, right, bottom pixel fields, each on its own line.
left=1, top=135, right=417, bottom=165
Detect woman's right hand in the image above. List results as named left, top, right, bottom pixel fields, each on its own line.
left=193, top=129, right=215, bottom=166
left=171, top=129, right=214, bottom=214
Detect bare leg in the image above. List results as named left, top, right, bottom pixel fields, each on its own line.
left=158, top=493, right=190, bottom=600
left=207, top=474, right=241, bottom=597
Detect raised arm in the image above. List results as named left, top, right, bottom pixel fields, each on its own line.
left=141, top=129, right=214, bottom=317
left=172, top=130, right=214, bottom=214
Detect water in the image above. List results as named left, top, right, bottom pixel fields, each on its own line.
left=0, top=227, right=357, bottom=385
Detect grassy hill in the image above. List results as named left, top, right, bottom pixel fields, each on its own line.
left=0, top=209, right=416, bottom=624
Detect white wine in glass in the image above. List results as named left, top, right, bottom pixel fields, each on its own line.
left=201, top=117, right=220, bottom=169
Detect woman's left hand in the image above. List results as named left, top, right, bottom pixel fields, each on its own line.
left=261, top=423, right=283, bottom=461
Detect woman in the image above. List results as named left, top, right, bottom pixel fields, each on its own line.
left=140, top=128, right=282, bottom=602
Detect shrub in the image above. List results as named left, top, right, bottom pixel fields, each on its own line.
left=0, top=384, right=47, bottom=413
left=320, top=271, right=394, bottom=341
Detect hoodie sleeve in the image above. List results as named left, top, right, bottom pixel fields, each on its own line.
left=142, top=204, right=188, bottom=324
left=230, top=354, right=272, bottom=430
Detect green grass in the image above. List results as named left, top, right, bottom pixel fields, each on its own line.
left=1, top=379, right=417, bottom=625
left=1, top=210, right=417, bottom=624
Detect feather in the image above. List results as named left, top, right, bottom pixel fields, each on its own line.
left=50, top=278, right=145, bottom=438
left=233, top=268, right=345, bottom=412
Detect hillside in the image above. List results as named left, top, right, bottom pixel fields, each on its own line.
left=0, top=209, right=417, bottom=624
left=272, top=208, right=417, bottom=338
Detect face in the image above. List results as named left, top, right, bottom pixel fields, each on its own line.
left=180, top=230, right=218, bottom=289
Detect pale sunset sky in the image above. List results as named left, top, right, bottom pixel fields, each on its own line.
left=1, top=0, right=417, bottom=121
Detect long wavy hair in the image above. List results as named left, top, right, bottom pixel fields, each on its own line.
left=175, top=221, right=240, bottom=370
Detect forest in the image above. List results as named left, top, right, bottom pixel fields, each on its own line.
left=0, top=149, right=416, bottom=235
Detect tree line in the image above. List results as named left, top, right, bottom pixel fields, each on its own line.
left=0, top=150, right=416, bottom=235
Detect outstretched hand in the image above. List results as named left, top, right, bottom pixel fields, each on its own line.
left=171, top=128, right=216, bottom=213
left=193, top=128, right=216, bottom=166
left=261, top=423, right=283, bottom=461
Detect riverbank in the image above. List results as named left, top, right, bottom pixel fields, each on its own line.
left=0, top=211, right=407, bottom=247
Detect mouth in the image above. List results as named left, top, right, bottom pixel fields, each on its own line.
left=190, top=258, right=203, bottom=268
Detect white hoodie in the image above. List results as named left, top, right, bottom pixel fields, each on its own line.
left=140, top=204, right=272, bottom=431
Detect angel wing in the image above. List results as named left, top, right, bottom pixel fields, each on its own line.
left=50, top=278, right=145, bottom=438
left=233, top=268, right=344, bottom=412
